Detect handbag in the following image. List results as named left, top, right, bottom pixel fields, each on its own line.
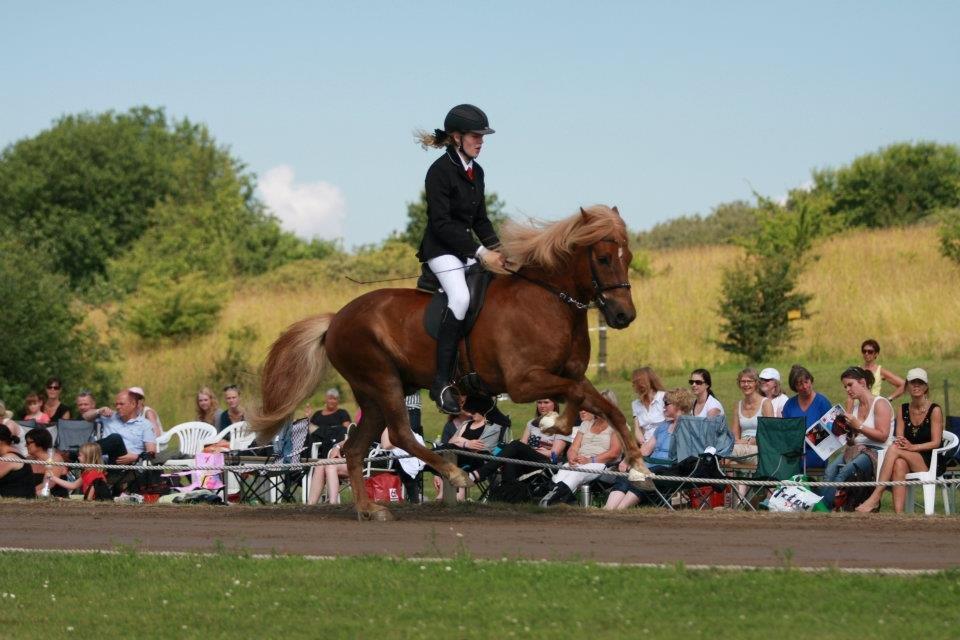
left=364, top=473, right=404, bottom=503
left=764, top=474, right=827, bottom=512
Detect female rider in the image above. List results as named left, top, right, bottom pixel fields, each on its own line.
left=416, top=104, right=506, bottom=413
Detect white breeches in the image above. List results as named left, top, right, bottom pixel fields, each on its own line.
left=427, top=254, right=475, bottom=320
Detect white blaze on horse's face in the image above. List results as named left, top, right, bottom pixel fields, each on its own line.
left=618, top=244, right=624, bottom=264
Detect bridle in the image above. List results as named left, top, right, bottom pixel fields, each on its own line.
left=504, top=237, right=631, bottom=311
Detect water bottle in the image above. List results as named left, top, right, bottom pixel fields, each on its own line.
left=40, top=449, right=53, bottom=497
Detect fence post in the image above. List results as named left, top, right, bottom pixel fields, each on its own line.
left=439, top=450, right=459, bottom=505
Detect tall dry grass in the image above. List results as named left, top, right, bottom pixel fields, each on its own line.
left=118, top=226, right=960, bottom=425
left=606, top=225, right=960, bottom=372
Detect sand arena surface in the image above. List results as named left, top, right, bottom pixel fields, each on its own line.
left=1, top=501, right=957, bottom=569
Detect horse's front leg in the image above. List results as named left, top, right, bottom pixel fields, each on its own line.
left=504, top=368, right=585, bottom=437
left=575, top=377, right=651, bottom=481
left=506, top=371, right=651, bottom=481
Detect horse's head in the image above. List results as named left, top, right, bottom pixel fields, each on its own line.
left=578, top=206, right=636, bottom=329
left=498, top=204, right=637, bottom=328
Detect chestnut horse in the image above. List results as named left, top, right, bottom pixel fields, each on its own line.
left=250, top=205, right=647, bottom=520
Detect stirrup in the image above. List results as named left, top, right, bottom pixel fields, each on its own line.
left=431, top=383, right=461, bottom=414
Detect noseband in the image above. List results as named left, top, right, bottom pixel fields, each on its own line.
left=505, top=237, right=631, bottom=311
left=589, top=238, right=632, bottom=310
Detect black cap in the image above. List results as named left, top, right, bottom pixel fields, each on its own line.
left=444, top=104, right=495, bottom=135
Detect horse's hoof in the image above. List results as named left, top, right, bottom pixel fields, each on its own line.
left=447, top=467, right=471, bottom=488
left=628, top=467, right=655, bottom=491
left=357, top=508, right=394, bottom=522
left=541, top=421, right=571, bottom=437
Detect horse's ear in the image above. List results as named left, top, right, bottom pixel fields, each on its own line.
left=580, top=207, right=591, bottom=222
left=612, top=205, right=621, bottom=216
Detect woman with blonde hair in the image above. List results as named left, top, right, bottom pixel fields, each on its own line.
left=729, top=367, right=773, bottom=458
left=415, top=104, right=506, bottom=414
left=195, top=387, right=220, bottom=426
left=631, top=366, right=667, bottom=445
left=604, top=387, right=695, bottom=510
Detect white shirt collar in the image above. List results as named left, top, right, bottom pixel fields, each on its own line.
left=455, top=149, right=473, bottom=172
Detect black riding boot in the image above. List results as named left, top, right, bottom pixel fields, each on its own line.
left=429, top=311, right=464, bottom=414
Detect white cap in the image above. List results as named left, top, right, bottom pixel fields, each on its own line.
left=759, top=367, right=781, bottom=382
left=127, top=386, right=146, bottom=398
left=905, top=368, right=929, bottom=384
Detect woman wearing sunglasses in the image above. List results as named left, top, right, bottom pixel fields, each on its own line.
left=689, top=369, right=723, bottom=418
left=847, top=339, right=904, bottom=411
left=41, top=377, right=71, bottom=423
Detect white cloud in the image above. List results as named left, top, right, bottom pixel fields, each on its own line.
left=258, top=165, right=346, bottom=240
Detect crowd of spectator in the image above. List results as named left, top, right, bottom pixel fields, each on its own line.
left=0, top=380, right=247, bottom=500
left=0, top=338, right=951, bottom=514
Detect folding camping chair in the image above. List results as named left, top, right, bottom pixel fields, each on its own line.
left=732, top=417, right=807, bottom=510
left=644, top=415, right=735, bottom=510
left=55, top=419, right=97, bottom=456
left=236, top=418, right=310, bottom=504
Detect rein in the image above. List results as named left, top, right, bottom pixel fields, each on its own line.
left=504, top=238, right=631, bottom=311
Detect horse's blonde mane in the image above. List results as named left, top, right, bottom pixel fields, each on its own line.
left=499, top=205, right=627, bottom=271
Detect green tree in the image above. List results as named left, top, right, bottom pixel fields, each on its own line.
left=716, top=195, right=826, bottom=362
left=717, top=257, right=813, bottom=362
left=635, top=200, right=759, bottom=250
left=0, top=239, right=116, bottom=403
left=939, top=207, right=960, bottom=266
left=211, top=325, right=260, bottom=390
left=397, top=191, right=508, bottom=248
left=806, top=142, right=960, bottom=228
left=0, top=106, right=327, bottom=291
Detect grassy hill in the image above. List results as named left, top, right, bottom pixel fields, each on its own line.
left=117, top=225, right=960, bottom=431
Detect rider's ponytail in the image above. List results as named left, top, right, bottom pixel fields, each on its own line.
left=414, top=128, right=452, bottom=149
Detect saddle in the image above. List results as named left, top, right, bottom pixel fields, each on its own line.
left=419, top=263, right=494, bottom=339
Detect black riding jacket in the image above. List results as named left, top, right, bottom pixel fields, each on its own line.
left=417, top=146, right=501, bottom=262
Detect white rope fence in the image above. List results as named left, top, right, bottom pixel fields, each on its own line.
left=4, top=451, right=960, bottom=489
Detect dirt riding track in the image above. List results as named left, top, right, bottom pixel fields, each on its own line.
left=2, top=501, right=957, bottom=570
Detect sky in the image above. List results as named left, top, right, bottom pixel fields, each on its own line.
left=2, top=1, right=959, bottom=247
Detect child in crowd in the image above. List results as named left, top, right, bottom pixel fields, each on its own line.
left=45, top=443, right=111, bottom=500
left=21, top=392, right=50, bottom=424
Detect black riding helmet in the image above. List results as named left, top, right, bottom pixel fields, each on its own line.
left=444, top=104, right=495, bottom=135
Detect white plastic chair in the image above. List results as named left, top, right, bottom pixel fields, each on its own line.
left=155, top=422, right=217, bottom=456
left=904, top=430, right=959, bottom=515
left=207, top=421, right=256, bottom=451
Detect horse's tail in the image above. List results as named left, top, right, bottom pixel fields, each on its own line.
left=249, top=313, right=333, bottom=440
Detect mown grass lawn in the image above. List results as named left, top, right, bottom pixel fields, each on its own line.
left=1, top=552, right=958, bottom=639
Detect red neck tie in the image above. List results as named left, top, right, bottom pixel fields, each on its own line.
left=466, top=166, right=474, bottom=180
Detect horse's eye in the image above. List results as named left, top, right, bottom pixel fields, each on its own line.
left=598, top=255, right=611, bottom=266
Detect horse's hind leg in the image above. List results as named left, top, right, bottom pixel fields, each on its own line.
left=383, top=406, right=471, bottom=491
left=344, top=396, right=393, bottom=522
